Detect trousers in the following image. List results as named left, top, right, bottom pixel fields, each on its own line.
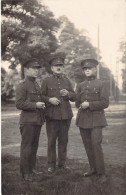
left=80, top=127, right=105, bottom=174
left=46, top=118, right=71, bottom=168
left=20, top=125, right=41, bottom=176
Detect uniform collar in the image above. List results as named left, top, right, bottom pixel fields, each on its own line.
left=86, top=76, right=96, bottom=81
left=53, top=73, right=62, bottom=79
left=26, top=76, right=36, bottom=82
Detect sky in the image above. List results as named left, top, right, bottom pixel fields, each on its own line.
left=43, top=0, right=126, bottom=79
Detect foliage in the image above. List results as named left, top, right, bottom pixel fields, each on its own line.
left=1, top=0, right=60, bottom=78
left=57, top=16, right=97, bottom=61
left=1, top=68, right=17, bottom=101
left=55, top=16, right=107, bottom=83
left=120, top=34, right=126, bottom=64
left=119, top=35, right=126, bottom=92
left=1, top=1, right=116, bottom=100
left=122, top=69, right=126, bottom=93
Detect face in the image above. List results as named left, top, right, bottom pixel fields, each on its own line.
left=25, top=67, right=40, bottom=78
left=51, top=64, right=64, bottom=74
left=83, top=66, right=97, bottom=77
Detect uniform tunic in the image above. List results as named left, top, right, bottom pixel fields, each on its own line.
left=41, top=74, right=75, bottom=168
left=75, top=77, right=109, bottom=128
left=41, top=74, right=75, bottom=120
left=16, top=76, right=44, bottom=176
left=16, top=77, right=44, bottom=125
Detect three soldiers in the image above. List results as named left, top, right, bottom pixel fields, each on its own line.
left=16, top=56, right=109, bottom=180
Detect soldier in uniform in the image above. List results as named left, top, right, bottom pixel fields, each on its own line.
left=16, top=59, right=45, bottom=181
left=75, top=58, right=109, bottom=178
left=41, top=55, right=76, bottom=174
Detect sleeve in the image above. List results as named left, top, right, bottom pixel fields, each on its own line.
left=75, top=84, right=81, bottom=108
left=89, top=81, right=109, bottom=111
left=67, top=79, right=76, bottom=102
left=15, top=83, right=37, bottom=111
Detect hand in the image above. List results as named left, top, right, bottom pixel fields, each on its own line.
left=60, top=89, right=69, bottom=97
left=81, top=101, right=89, bottom=110
left=36, top=102, right=45, bottom=109
left=49, top=97, right=61, bottom=105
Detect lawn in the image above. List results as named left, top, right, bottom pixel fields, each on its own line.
left=1, top=103, right=126, bottom=195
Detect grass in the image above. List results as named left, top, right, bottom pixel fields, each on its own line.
left=1, top=102, right=126, bottom=195
left=2, top=155, right=126, bottom=195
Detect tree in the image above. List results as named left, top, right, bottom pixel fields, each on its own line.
left=1, top=0, right=60, bottom=78
left=119, top=34, right=126, bottom=93
left=55, top=16, right=98, bottom=83
left=1, top=68, right=15, bottom=101
left=120, top=34, right=126, bottom=64
left=54, top=15, right=114, bottom=90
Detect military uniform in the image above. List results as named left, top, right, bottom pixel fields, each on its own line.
left=41, top=74, right=74, bottom=120
left=76, top=77, right=109, bottom=128
left=75, top=58, right=109, bottom=175
left=16, top=60, right=45, bottom=178
left=41, top=57, right=75, bottom=171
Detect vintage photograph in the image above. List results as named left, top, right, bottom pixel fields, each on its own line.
left=1, top=0, right=126, bottom=194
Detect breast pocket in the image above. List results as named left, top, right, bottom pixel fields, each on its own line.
left=27, top=91, right=38, bottom=101
left=93, top=87, right=99, bottom=94
left=48, top=87, right=57, bottom=97
left=89, top=87, right=100, bottom=100
left=80, top=87, right=87, bottom=95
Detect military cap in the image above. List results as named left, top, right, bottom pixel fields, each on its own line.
left=49, top=57, right=64, bottom=66
left=23, top=58, right=41, bottom=68
left=81, top=58, right=98, bottom=69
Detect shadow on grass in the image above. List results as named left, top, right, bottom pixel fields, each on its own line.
left=2, top=155, right=126, bottom=195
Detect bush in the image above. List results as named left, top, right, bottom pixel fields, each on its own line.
left=1, top=68, right=20, bottom=101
